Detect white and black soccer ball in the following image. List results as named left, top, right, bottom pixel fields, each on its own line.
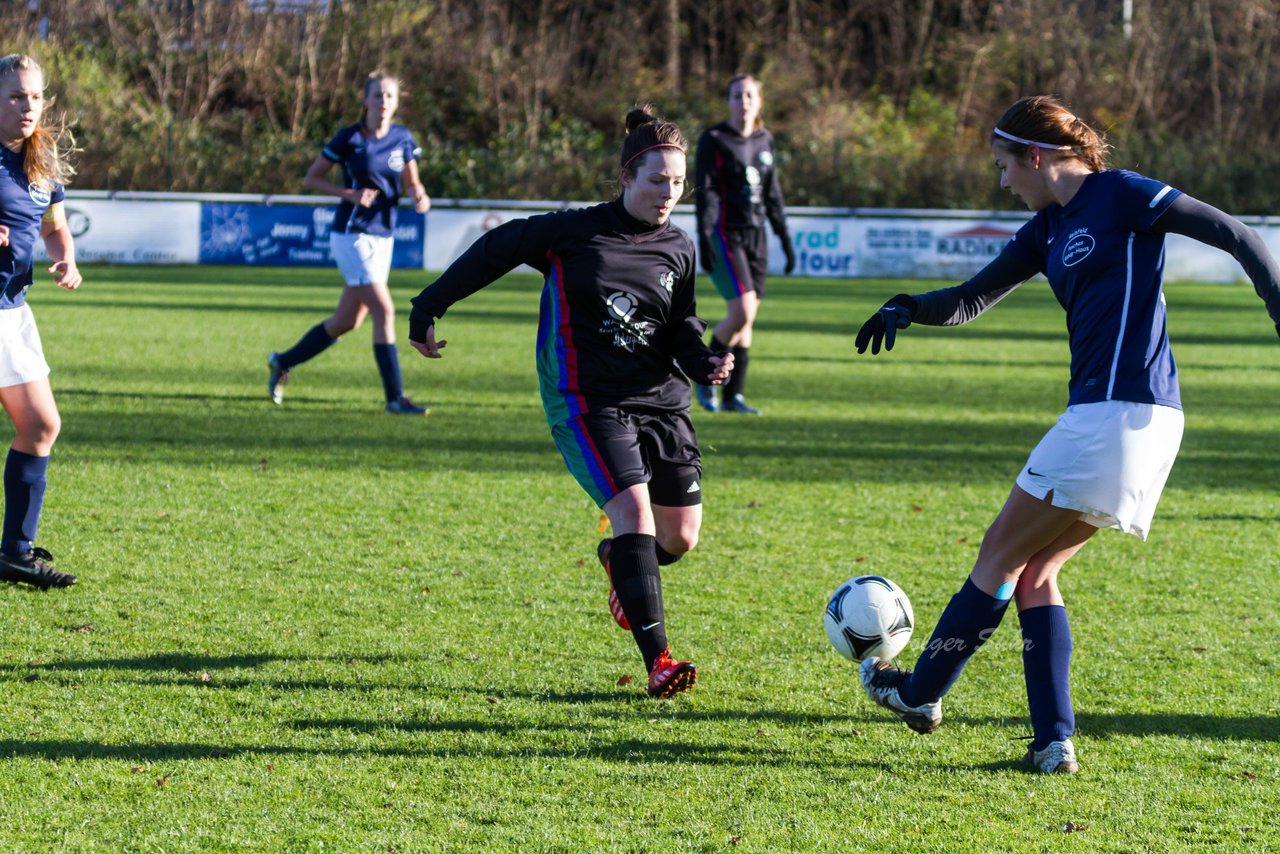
left=824, top=575, right=914, bottom=661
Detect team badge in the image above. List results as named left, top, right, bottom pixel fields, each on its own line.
left=659, top=271, right=674, bottom=293
left=759, top=151, right=773, bottom=166
left=388, top=148, right=406, bottom=172
left=1062, top=228, right=1095, bottom=267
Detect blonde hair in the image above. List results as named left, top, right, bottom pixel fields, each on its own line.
left=992, top=95, right=1110, bottom=172
left=0, top=54, right=76, bottom=189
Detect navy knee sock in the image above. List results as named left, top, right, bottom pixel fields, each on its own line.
left=373, top=342, right=404, bottom=403
left=899, top=577, right=1012, bottom=707
left=608, top=533, right=667, bottom=671
left=278, top=323, right=336, bottom=369
left=3, top=449, right=50, bottom=556
left=1020, top=604, right=1075, bottom=749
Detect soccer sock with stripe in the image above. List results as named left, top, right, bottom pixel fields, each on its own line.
left=373, top=342, right=404, bottom=403
left=1019, top=604, right=1075, bottom=749
left=278, top=322, right=336, bottom=369
left=2, top=448, right=49, bottom=556
left=608, top=533, right=668, bottom=671
left=898, top=577, right=1011, bottom=707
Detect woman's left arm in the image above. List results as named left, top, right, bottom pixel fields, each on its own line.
left=1155, top=194, right=1280, bottom=336
left=40, top=202, right=81, bottom=291
left=402, top=160, right=431, bottom=214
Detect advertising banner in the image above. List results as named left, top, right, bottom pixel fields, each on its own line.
left=35, top=199, right=200, bottom=265
left=199, top=203, right=425, bottom=268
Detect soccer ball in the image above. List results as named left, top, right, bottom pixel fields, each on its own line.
left=824, top=575, right=914, bottom=661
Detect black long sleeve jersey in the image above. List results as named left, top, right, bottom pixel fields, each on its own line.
left=409, top=199, right=718, bottom=421
left=695, top=121, right=789, bottom=249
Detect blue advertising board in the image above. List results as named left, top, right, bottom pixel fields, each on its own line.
left=199, top=203, right=425, bottom=268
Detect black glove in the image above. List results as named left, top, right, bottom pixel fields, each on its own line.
left=408, top=302, right=434, bottom=344
left=699, top=236, right=714, bottom=274
left=855, top=294, right=918, bottom=355
left=782, top=240, right=797, bottom=275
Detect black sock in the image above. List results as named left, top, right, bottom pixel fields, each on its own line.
left=372, top=342, right=404, bottom=402
left=608, top=533, right=667, bottom=671
left=725, top=345, right=749, bottom=398
left=655, top=543, right=682, bottom=566
left=278, top=323, right=336, bottom=369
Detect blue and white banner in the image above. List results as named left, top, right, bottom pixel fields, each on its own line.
left=199, top=203, right=425, bottom=268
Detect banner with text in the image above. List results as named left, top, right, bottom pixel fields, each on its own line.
left=199, top=204, right=425, bottom=268
left=35, top=199, right=201, bottom=265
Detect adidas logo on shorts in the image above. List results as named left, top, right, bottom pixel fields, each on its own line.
left=686, top=481, right=701, bottom=493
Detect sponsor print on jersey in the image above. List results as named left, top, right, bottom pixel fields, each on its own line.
left=1062, top=229, right=1095, bottom=267
left=745, top=165, right=761, bottom=186
left=28, top=183, right=52, bottom=207
left=602, top=290, right=654, bottom=351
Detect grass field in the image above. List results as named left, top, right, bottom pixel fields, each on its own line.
left=2, top=264, right=1277, bottom=852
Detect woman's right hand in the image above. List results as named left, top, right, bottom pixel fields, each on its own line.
left=349, top=187, right=380, bottom=208
left=409, top=322, right=447, bottom=358
left=0, top=225, right=9, bottom=248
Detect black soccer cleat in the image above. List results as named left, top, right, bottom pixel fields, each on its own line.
left=0, top=547, right=77, bottom=589
left=722, top=393, right=762, bottom=415
left=859, top=657, right=942, bottom=734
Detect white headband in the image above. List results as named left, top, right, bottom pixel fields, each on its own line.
left=992, top=127, right=1075, bottom=151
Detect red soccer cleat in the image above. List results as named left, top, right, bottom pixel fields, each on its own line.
left=647, top=648, right=697, bottom=698
left=597, top=538, right=630, bottom=630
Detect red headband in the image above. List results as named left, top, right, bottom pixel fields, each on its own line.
left=621, top=143, right=684, bottom=174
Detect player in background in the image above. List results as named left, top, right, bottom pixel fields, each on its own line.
left=267, top=70, right=431, bottom=414
left=0, top=54, right=81, bottom=588
left=854, top=95, right=1280, bottom=773
left=693, top=73, right=795, bottom=415
left=407, top=106, right=733, bottom=697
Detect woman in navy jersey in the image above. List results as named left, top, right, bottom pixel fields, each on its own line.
left=407, top=106, right=733, bottom=697
left=693, top=74, right=795, bottom=415
left=268, top=70, right=431, bottom=414
left=854, top=96, right=1280, bottom=773
left=0, top=54, right=80, bottom=589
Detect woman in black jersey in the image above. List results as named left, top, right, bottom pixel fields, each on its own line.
left=694, top=74, right=795, bottom=415
left=408, top=106, right=732, bottom=697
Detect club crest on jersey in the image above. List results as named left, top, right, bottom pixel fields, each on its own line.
left=388, top=148, right=406, bottom=172
left=603, top=290, right=653, bottom=351
left=759, top=151, right=773, bottom=167
left=28, top=183, right=52, bottom=207
left=1062, top=228, right=1095, bottom=267
left=659, top=271, right=674, bottom=293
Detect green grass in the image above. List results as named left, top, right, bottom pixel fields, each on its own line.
left=2, top=264, right=1277, bottom=852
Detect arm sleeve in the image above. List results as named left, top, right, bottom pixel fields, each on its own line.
left=409, top=214, right=560, bottom=322
left=694, top=135, right=720, bottom=249
left=1152, top=194, right=1280, bottom=328
left=763, top=145, right=789, bottom=241
left=909, top=243, right=1042, bottom=326
left=666, top=259, right=717, bottom=380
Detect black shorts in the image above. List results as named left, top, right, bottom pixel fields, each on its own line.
left=709, top=226, right=769, bottom=301
left=550, top=407, right=703, bottom=508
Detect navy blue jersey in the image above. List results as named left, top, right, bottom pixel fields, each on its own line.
left=1005, top=170, right=1182, bottom=408
left=322, top=123, right=421, bottom=237
left=410, top=200, right=716, bottom=417
left=0, top=145, right=63, bottom=310
left=695, top=122, right=788, bottom=245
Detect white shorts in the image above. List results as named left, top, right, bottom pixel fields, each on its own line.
left=0, top=304, right=51, bottom=388
left=1015, top=400, right=1184, bottom=540
left=330, top=231, right=394, bottom=286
